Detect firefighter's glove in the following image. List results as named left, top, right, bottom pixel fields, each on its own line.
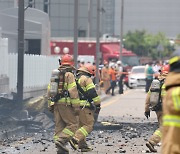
left=95, top=104, right=101, bottom=114
left=144, top=111, right=150, bottom=119
left=74, top=107, right=80, bottom=116
left=48, top=101, right=55, bottom=113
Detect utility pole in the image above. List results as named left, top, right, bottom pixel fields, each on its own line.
left=95, top=0, right=100, bottom=86
left=74, top=0, right=78, bottom=68
left=17, top=0, right=24, bottom=105
left=119, top=0, right=124, bottom=61
left=87, top=0, right=92, bottom=37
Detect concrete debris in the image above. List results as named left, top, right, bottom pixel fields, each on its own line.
left=33, top=113, right=54, bottom=130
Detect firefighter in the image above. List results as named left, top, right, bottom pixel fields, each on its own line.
left=144, top=64, right=169, bottom=152
left=47, top=54, right=80, bottom=154
left=162, top=50, right=180, bottom=154
left=69, top=63, right=101, bottom=152
left=101, top=61, right=110, bottom=93
left=106, top=64, right=117, bottom=96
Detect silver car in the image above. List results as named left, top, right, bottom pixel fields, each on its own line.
left=128, top=66, right=146, bottom=88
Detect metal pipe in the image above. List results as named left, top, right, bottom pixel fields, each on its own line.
left=119, top=0, right=124, bottom=61
left=17, top=0, right=24, bottom=104
left=74, top=0, right=78, bottom=68
left=87, top=0, right=92, bottom=37
left=95, top=0, right=100, bottom=86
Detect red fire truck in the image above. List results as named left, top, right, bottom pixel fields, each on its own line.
left=50, top=37, right=139, bottom=66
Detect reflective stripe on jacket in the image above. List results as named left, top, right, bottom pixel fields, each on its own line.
left=78, top=75, right=101, bottom=107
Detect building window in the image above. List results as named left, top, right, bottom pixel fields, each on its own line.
left=43, top=0, right=49, bottom=13
left=78, top=30, right=86, bottom=37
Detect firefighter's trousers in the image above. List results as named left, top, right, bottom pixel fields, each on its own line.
left=103, top=80, right=111, bottom=93
left=74, top=108, right=94, bottom=148
left=162, top=87, right=180, bottom=154
left=53, top=104, right=78, bottom=144
left=148, top=111, right=162, bottom=145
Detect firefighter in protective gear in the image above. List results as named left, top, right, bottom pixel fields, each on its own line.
left=144, top=64, right=169, bottom=152
left=47, top=54, right=80, bottom=154
left=101, top=61, right=110, bottom=93
left=162, top=50, right=180, bottom=154
left=69, top=63, right=101, bottom=152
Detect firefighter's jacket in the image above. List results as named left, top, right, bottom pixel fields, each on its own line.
left=47, top=67, right=80, bottom=108
left=101, top=67, right=110, bottom=81
left=163, top=72, right=180, bottom=126
left=77, top=74, right=101, bottom=107
left=145, top=76, right=166, bottom=112
left=162, top=72, right=180, bottom=154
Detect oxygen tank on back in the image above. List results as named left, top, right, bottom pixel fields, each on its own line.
left=49, top=69, right=60, bottom=97
left=149, top=79, right=161, bottom=110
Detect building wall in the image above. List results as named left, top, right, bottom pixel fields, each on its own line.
left=114, top=0, right=180, bottom=38
left=0, top=0, right=114, bottom=37
left=1, top=0, right=179, bottom=38
left=101, top=0, right=115, bottom=35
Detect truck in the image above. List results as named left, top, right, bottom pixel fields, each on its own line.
left=50, top=37, right=139, bottom=66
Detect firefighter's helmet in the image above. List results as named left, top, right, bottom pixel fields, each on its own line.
left=169, top=50, right=180, bottom=72
left=61, top=54, right=74, bottom=66
left=159, top=64, right=169, bottom=79
left=161, top=65, right=169, bottom=74
left=78, top=63, right=95, bottom=76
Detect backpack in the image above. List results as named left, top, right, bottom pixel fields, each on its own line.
left=149, top=79, right=164, bottom=111
left=49, top=67, right=71, bottom=102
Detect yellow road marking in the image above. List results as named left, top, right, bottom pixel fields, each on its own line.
left=101, top=90, right=131, bottom=108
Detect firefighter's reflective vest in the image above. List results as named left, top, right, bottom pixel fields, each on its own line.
left=77, top=75, right=100, bottom=107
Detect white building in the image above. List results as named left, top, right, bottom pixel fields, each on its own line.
left=0, top=7, right=50, bottom=55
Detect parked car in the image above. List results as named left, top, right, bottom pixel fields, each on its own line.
left=128, top=66, right=146, bottom=88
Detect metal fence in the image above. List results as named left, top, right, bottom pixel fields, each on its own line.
left=0, top=38, right=59, bottom=91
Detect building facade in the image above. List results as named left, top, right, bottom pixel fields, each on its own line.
left=114, top=0, right=180, bottom=38
left=0, top=0, right=115, bottom=37
left=0, top=0, right=179, bottom=38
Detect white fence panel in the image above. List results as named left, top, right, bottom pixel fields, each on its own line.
left=8, top=54, right=58, bottom=90
left=0, top=37, right=59, bottom=92
left=0, top=38, right=8, bottom=76
left=8, top=53, right=18, bottom=90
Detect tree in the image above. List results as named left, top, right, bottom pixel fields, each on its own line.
left=124, top=30, right=147, bottom=56
left=124, top=30, right=174, bottom=60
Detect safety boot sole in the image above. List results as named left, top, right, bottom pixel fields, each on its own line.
left=55, top=141, right=69, bottom=152
left=69, top=138, right=78, bottom=150
left=146, top=142, right=157, bottom=152
left=80, top=147, right=92, bottom=152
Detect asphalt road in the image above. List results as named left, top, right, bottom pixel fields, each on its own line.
left=0, top=88, right=161, bottom=154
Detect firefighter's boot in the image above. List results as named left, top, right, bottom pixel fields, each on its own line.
left=55, top=140, right=69, bottom=153
left=69, top=137, right=78, bottom=150
left=56, top=147, right=69, bottom=154
left=79, top=145, right=92, bottom=152
left=146, top=141, right=157, bottom=152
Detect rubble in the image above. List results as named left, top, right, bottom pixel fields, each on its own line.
left=0, top=91, right=161, bottom=154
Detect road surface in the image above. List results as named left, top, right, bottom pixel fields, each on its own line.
left=0, top=88, right=161, bottom=154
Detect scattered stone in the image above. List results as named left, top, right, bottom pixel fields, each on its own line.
left=119, top=149, right=126, bottom=153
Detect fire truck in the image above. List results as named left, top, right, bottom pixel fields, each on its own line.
left=50, top=37, right=139, bottom=66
